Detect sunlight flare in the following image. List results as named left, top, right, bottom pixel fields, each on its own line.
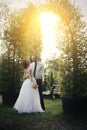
left=39, top=12, right=61, bottom=63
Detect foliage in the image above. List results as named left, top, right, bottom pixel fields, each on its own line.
left=0, top=55, right=23, bottom=93
left=0, top=3, right=42, bottom=93
left=0, top=0, right=87, bottom=96
left=55, top=0, right=87, bottom=96
left=45, top=57, right=60, bottom=88
left=0, top=3, right=10, bottom=35
left=41, top=0, right=87, bottom=96
left=3, top=3, right=42, bottom=60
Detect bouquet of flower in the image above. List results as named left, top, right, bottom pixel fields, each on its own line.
left=32, top=83, right=38, bottom=89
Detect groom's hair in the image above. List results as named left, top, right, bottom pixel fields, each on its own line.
left=22, top=59, right=30, bottom=69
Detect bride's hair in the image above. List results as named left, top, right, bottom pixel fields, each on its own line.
left=22, top=59, right=30, bottom=69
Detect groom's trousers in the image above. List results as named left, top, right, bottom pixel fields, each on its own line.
left=36, top=79, right=45, bottom=111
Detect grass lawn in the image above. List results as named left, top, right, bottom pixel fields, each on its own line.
left=0, top=98, right=87, bottom=130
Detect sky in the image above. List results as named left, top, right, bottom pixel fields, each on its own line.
left=75, top=0, right=87, bottom=21
left=0, top=0, right=87, bottom=22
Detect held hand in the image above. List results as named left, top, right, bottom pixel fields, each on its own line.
left=32, top=83, right=39, bottom=89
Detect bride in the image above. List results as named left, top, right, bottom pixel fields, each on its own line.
left=13, top=59, right=44, bottom=113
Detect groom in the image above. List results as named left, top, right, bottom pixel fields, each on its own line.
left=30, top=55, right=45, bottom=111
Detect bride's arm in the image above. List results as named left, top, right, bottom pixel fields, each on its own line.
left=28, top=68, right=38, bottom=88
left=28, top=68, right=33, bottom=82
left=23, top=69, right=27, bottom=79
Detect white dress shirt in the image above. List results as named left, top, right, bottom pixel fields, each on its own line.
left=30, top=61, right=44, bottom=81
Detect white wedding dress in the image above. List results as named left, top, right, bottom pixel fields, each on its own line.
left=13, top=67, right=44, bottom=113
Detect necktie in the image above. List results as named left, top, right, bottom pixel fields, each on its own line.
left=34, top=62, right=37, bottom=77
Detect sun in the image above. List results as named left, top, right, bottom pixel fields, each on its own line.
left=39, top=12, right=61, bottom=63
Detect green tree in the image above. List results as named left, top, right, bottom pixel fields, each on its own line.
left=45, top=57, right=60, bottom=88
left=41, top=0, right=87, bottom=96
left=0, top=3, right=42, bottom=94
left=55, top=0, right=87, bottom=96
